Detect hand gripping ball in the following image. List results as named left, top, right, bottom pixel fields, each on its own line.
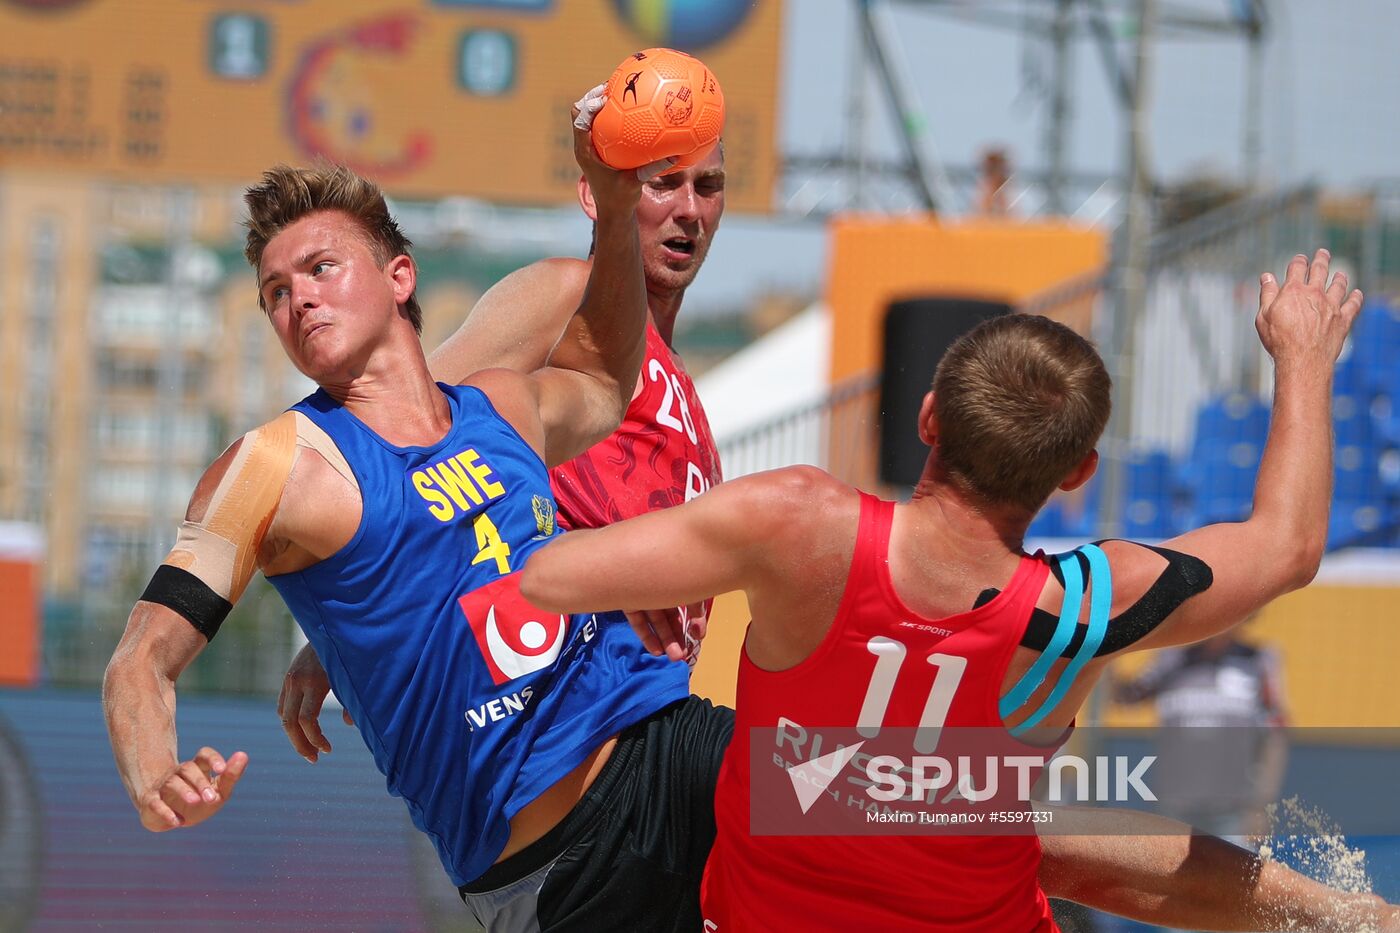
left=591, top=48, right=726, bottom=174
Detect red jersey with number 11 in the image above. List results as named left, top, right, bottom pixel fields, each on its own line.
left=550, top=319, right=722, bottom=529
left=701, top=494, right=1059, bottom=932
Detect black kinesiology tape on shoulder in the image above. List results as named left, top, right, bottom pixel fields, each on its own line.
left=975, top=542, right=1214, bottom=657
left=140, top=565, right=234, bottom=642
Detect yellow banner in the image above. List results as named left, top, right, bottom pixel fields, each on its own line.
left=0, top=0, right=780, bottom=211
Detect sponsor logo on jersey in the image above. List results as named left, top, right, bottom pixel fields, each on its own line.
left=460, top=575, right=568, bottom=685
left=465, top=685, right=534, bottom=732
left=897, top=620, right=955, bottom=637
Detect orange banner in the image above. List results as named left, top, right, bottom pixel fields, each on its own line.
left=0, top=0, right=780, bottom=211
left=0, top=533, right=40, bottom=685
left=826, top=217, right=1108, bottom=382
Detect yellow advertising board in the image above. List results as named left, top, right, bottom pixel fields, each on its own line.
left=0, top=0, right=780, bottom=210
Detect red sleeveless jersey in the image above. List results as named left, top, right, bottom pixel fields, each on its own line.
left=549, top=321, right=723, bottom=659
left=549, top=320, right=722, bottom=530
left=701, top=494, right=1059, bottom=933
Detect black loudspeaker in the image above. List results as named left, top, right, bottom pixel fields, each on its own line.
left=879, top=297, right=1012, bottom=487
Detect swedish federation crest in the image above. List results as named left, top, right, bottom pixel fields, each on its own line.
left=531, top=495, right=556, bottom=537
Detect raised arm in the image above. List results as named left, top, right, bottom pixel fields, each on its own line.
left=526, top=91, right=660, bottom=465
left=463, top=91, right=655, bottom=467
left=525, top=98, right=654, bottom=465
left=103, top=418, right=293, bottom=829
left=428, top=257, right=590, bottom=385
left=1118, top=249, right=1362, bottom=653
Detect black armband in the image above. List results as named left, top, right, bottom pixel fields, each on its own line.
left=978, top=542, right=1214, bottom=657
left=139, top=565, right=232, bottom=642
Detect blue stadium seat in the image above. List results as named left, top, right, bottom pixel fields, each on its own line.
left=1178, top=393, right=1270, bottom=496
left=1128, top=449, right=1174, bottom=497
left=1349, top=299, right=1400, bottom=442
left=1371, top=390, right=1400, bottom=447
left=1179, top=435, right=1262, bottom=528
left=1191, top=393, right=1272, bottom=447
left=1351, top=300, right=1400, bottom=397
left=1123, top=449, right=1178, bottom=539
left=1028, top=503, right=1069, bottom=538
left=1332, top=343, right=1370, bottom=401
left=1381, top=446, right=1400, bottom=497
left=1328, top=500, right=1395, bottom=550
left=1375, top=394, right=1400, bottom=447
left=1122, top=496, right=1174, bottom=539
left=1332, top=392, right=1369, bottom=447
left=1334, top=440, right=1391, bottom=501
left=1329, top=388, right=1398, bottom=510
left=1345, top=301, right=1400, bottom=446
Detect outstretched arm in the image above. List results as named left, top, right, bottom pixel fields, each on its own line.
left=523, top=471, right=774, bottom=606
left=1117, top=250, right=1363, bottom=654
left=522, top=467, right=829, bottom=658
left=1040, top=824, right=1399, bottom=931
left=465, top=90, right=658, bottom=468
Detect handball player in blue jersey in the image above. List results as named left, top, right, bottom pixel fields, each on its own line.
left=101, top=92, right=719, bottom=928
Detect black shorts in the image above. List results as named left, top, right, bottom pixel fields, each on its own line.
left=460, top=695, right=735, bottom=932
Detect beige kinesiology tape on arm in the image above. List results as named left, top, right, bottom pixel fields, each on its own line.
left=165, top=412, right=299, bottom=605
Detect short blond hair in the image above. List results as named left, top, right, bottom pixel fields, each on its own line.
left=932, top=314, right=1111, bottom=512
left=243, top=164, right=421, bottom=333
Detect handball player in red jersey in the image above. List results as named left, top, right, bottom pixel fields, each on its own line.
left=525, top=251, right=1400, bottom=932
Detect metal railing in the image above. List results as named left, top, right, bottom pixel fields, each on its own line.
left=716, top=372, right=882, bottom=488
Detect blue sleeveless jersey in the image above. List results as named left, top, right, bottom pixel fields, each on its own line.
left=267, top=384, right=688, bottom=885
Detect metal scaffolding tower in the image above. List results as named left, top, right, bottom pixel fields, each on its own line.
left=782, top=0, right=1268, bottom=221
left=790, top=0, right=1270, bottom=541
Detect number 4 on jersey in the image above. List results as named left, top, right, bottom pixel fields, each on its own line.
left=472, top=512, right=511, bottom=574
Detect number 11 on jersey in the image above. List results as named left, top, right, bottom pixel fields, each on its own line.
left=857, top=636, right=966, bottom=755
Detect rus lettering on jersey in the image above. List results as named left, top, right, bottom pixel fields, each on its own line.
left=410, top=448, right=508, bottom=522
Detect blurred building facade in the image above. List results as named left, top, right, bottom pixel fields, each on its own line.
left=1, top=175, right=292, bottom=602
left=0, top=172, right=569, bottom=687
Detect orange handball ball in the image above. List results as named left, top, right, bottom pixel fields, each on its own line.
left=591, top=48, right=725, bottom=174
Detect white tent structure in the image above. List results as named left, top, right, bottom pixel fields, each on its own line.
left=695, top=303, right=833, bottom=477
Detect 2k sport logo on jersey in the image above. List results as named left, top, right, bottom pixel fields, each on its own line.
left=459, top=575, right=568, bottom=685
